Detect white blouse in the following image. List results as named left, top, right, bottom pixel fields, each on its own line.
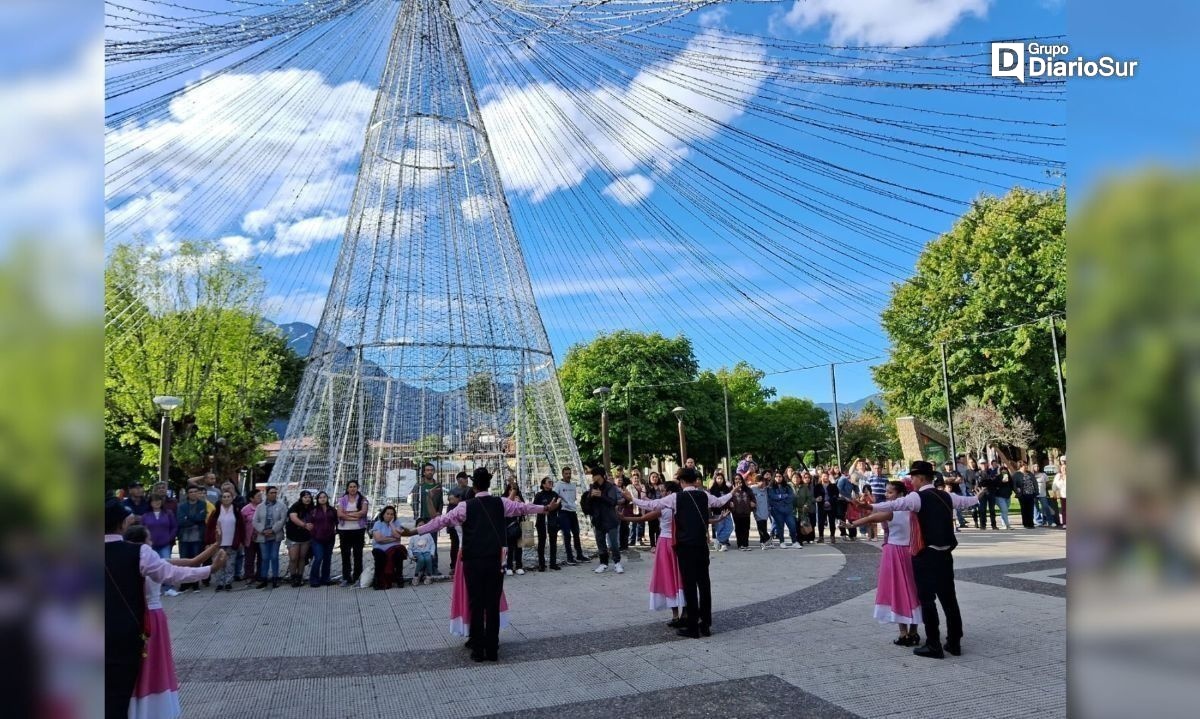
left=886, top=510, right=912, bottom=547
left=657, top=506, right=675, bottom=539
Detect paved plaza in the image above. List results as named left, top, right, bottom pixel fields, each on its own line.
left=168, top=530, right=1065, bottom=718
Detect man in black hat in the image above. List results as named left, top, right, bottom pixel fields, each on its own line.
left=630, top=467, right=734, bottom=638
left=403, top=467, right=558, bottom=661
left=105, top=498, right=226, bottom=717
left=863, top=461, right=982, bottom=658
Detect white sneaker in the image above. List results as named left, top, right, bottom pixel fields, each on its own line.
left=594, top=564, right=608, bottom=573
left=783, top=542, right=793, bottom=548
left=422, top=576, right=431, bottom=585
left=614, top=563, right=624, bottom=574
left=515, top=568, right=525, bottom=575
left=760, top=543, right=768, bottom=550
left=717, top=545, right=727, bottom=552
left=164, top=588, right=179, bottom=597
left=505, top=569, right=514, bottom=576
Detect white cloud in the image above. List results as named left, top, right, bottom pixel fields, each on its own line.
left=480, top=29, right=766, bottom=203
left=272, top=214, right=347, bottom=257
left=0, top=36, right=103, bottom=247
left=775, top=0, right=989, bottom=45
left=602, top=174, right=655, bottom=206
left=460, top=194, right=503, bottom=224
left=106, top=68, right=375, bottom=257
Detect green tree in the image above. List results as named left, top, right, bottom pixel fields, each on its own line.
left=558, top=330, right=716, bottom=465
left=872, top=186, right=1066, bottom=448
left=105, top=241, right=303, bottom=487
left=837, top=400, right=901, bottom=463
left=740, top=396, right=833, bottom=469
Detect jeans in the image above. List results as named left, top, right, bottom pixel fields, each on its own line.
left=155, top=546, right=175, bottom=590
left=260, top=539, right=280, bottom=579
left=413, top=552, right=434, bottom=577
left=770, top=511, right=797, bottom=543
left=310, top=539, right=334, bottom=586
left=995, top=497, right=1012, bottom=529
left=714, top=515, right=733, bottom=546
left=633, top=521, right=645, bottom=544
left=597, top=525, right=621, bottom=565
left=178, top=540, right=203, bottom=589
left=558, top=511, right=584, bottom=559
left=428, top=529, right=440, bottom=574
left=1035, top=497, right=1059, bottom=526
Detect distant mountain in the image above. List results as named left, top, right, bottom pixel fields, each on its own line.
left=263, top=319, right=514, bottom=444
left=817, top=393, right=883, bottom=419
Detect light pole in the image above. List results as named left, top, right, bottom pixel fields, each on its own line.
left=593, top=386, right=611, bottom=475
left=672, top=406, right=687, bottom=466
left=153, top=395, right=183, bottom=488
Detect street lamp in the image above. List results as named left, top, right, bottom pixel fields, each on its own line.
left=153, top=395, right=183, bottom=487
left=593, top=386, right=611, bottom=474
left=672, top=406, right=687, bottom=466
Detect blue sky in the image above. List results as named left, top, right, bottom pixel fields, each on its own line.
left=18, top=0, right=1165, bottom=410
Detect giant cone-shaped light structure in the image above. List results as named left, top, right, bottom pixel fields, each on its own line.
left=274, top=0, right=580, bottom=501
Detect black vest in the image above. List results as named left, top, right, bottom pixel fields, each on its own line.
left=105, top=540, right=146, bottom=659
left=674, top=489, right=709, bottom=547
left=916, top=488, right=958, bottom=550
left=461, top=495, right=506, bottom=561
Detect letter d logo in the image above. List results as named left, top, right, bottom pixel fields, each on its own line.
left=991, top=42, right=1025, bottom=82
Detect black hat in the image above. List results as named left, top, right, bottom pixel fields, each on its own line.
left=105, top=498, right=131, bottom=532
left=471, top=466, right=493, bottom=483
left=909, top=460, right=935, bottom=478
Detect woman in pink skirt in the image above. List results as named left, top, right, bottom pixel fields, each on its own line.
left=123, top=524, right=219, bottom=719
left=851, top=480, right=923, bottom=646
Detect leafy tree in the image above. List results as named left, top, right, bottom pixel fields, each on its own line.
left=558, top=330, right=716, bottom=465
left=740, top=396, right=833, bottom=470
left=953, top=396, right=1035, bottom=459
left=837, top=400, right=901, bottom=463
left=872, top=187, right=1066, bottom=448
left=105, top=242, right=303, bottom=487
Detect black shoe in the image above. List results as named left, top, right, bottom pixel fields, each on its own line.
left=256, top=581, right=268, bottom=589
left=271, top=578, right=281, bottom=589
left=913, top=644, right=945, bottom=659
left=233, top=575, right=243, bottom=582
left=943, top=642, right=962, bottom=656
left=564, top=560, right=577, bottom=566
left=676, top=628, right=700, bottom=639
left=699, top=626, right=711, bottom=637
left=577, top=554, right=592, bottom=562
left=464, top=639, right=476, bottom=650
left=550, top=564, right=561, bottom=570
left=470, top=650, right=486, bottom=662
left=485, top=651, right=498, bottom=662
left=538, top=566, right=546, bottom=572
left=202, top=578, right=210, bottom=587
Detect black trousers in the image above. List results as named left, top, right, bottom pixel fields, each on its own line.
left=505, top=533, right=522, bottom=570
left=449, top=527, right=460, bottom=573
left=648, top=518, right=660, bottom=547
left=338, top=529, right=365, bottom=581
left=464, top=555, right=505, bottom=656
left=755, top=518, right=770, bottom=544
left=979, top=494, right=999, bottom=528
left=536, top=518, right=558, bottom=568
left=558, top=511, right=584, bottom=558
left=674, top=544, right=712, bottom=631
left=911, top=549, right=963, bottom=646
left=733, top=514, right=751, bottom=547
left=106, top=654, right=142, bottom=719
left=1018, top=496, right=1036, bottom=528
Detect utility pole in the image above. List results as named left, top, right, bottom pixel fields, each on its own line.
left=626, top=386, right=633, bottom=472
left=940, top=342, right=957, bottom=462
left=722, top=380, right=732, bottom=478
left=830, top=364, right=843, bottom=470
left=1049, top=315, right=1067, bottom=441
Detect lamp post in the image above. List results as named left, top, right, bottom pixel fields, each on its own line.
left=593, top=386, right=611, bottom=475
left=153, top=395, right=183, bottom=487
left=672, top=406, right=687, bottom=466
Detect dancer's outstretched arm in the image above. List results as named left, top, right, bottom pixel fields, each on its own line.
left=851, top=510, right=893, bottom=528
